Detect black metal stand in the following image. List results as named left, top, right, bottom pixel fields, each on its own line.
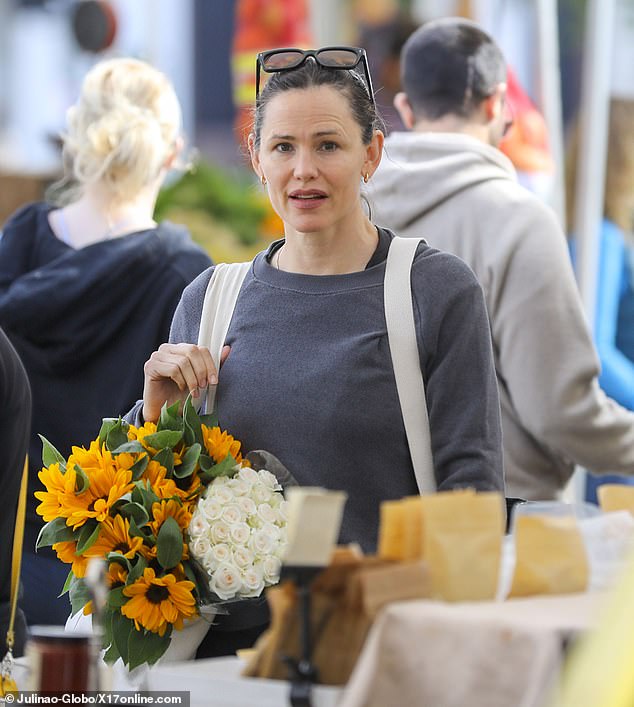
left=281, top=565, right=323, bottom=707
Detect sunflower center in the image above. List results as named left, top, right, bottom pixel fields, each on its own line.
left=113, top=542, right=130, bottom=554
left=146, top=585, right=170, bottom=604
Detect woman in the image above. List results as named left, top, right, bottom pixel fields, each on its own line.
left=128, top=46, right=504, bottom=656
left=0, top=57, right=211, bottom=625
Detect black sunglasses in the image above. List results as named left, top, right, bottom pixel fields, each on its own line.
left=255, top=46, right=375, bottom=105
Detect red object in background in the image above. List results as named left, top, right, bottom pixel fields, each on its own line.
left=72, top=0, right=117, bottom=53
left=500, top=66, right=554, bottom=174
left=231, top=0, right=312, bottom=149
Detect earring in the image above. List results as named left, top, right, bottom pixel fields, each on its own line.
left=261, top=175, right=267, bottom=186
left=363, top=172, right=369, bottom=184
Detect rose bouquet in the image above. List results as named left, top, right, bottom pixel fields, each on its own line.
left=34, top=397, right=288, bottom=670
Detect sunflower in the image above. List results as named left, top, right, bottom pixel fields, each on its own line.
left=35, top=463, right=77, bottom=522
left=63, top=452, right=135, bottom=530
left=201, top=425, right=245, bottom=464
left=121, top=567, right=197, bottom=635
left=84, top=515, right=145, bottom=561
left=52, top=540, right=88, bottom=578
left=143, top=500, right=192, bottom=562
left=141, top=460, right=181, bottom=500
left=107, top=561, right=128, bottom=587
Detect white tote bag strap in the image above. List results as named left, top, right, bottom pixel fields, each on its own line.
left=384, top=236, right=436, bottom=494
left=197, top=261, right=251, bottom=413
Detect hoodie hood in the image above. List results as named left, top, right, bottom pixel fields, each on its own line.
left=368, top=132, right=517, bottom=232
left=0, top=215, right=195, bottom=373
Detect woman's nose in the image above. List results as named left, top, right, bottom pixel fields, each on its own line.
left=293, top=148, right=318, bottom=180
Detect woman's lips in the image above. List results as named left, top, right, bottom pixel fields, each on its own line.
left=288, top=190, right=327, bottom=209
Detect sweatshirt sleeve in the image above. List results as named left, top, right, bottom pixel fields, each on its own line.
left=412, top=249, right=505, bottom=494
left=123, top=267, right=215, bottom=425
left=492, top=202, right=634, bottom=476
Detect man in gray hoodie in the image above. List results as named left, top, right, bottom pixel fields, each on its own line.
left=369, top=17, right=634, bottom=501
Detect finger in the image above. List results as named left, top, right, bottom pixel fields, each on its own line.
left=219, top=345, right=231, bottom=368
left=145, top=346, right=204, bottom=395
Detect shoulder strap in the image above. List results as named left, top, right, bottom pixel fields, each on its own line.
left=197, top=262, right=251, bottom=414
left=384, top=237, right=436, bottom=494
left=6, top=457, right=28, bottom=652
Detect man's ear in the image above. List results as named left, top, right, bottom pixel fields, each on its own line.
left=483, top=82, right=507, bottom=122
left=394, top=92, right=416, bottom=129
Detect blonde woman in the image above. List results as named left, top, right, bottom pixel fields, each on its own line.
left=0, top=58, right=211, bottom=626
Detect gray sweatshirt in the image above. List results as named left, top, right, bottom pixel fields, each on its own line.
left=129, top=228, right=503, bottom=551
left=369, top=131, right=634, bottom=500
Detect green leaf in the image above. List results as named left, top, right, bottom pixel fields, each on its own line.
left=60, top=568, right=74, bottom=596
left=183, top=394, right=204, bottom=447
left=39, top=434, right=67, bottom=470
left=111, top=441, right=146, bottom=455
left=173, top=443, right=201, bottom=479
left=105, top=554, right=133, bottom=573
left=199, top=453, right=214, bottom=473
left=156, top=516, right=183, bottom=570
left=105, top=419, right=129, bottom=452
left=200, top=412, right=219, bottom=428
left=132, top=481, right=160, bottom=509
left=107, top=586, right=128, bottom=609
left=111, top=611, right=134, bottom=667
left=126, top=555, right=148, bottom=585
left=128, top=516, right=148, bottom=539
left=159, top=401, right=182, bottom=432
left=98, top=418, right=120, bottom=446
left=120, top=502, right=149, bottom=528
left=130, top=454, right=149, bottom=480
left=200, top=454, right=238, bottom=484
left=143, top=430, right=183, bottom=450
left=153, top=448, right=174, bottom=476
left=69, top=575, right=91, bottom=616
left=128, top=626, right=171, bottom=669
left=36, top=517, right=75, bottom=548
left=76, top=520, right=100, bottom=554
left=73, top=464, right=90, bottom=495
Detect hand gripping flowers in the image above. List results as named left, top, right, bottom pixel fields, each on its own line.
left=34, top=398, right=288, bottom=669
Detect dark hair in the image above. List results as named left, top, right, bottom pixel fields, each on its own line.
left=401, top=18, right=506, bottom=120
left=252, top=59, right=384, bottom=149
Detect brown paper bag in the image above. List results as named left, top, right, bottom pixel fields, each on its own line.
left=244, top=558, right=430, bottom=685
left=508, top=515, right=589, bottom=597
left=420, top=490, right=505, bottom=601
left=597, top=484, right=634, bottom=515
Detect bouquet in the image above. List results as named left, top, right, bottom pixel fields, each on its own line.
left=34, top=397, right=288, bottom=670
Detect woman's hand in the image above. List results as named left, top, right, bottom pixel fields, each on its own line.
left=142, top=343, right=230, bottom=422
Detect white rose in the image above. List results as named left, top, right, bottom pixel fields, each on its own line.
left=203, top=542, right=231, bottom=572
left=251, top=483, right=274, bottom=505
left=273, top=540, right=289, bottom=559
left=237, top=467, right=260, bottom=485
left=190, top=536, right=211, bottom=559
left=230, top=522, right=251, bottom=546
left=257, top=469, right=281, bottom=491
left=262, top=555, right=282, bottom=584
left=210, top=562, right=243, bottom=600
left=256, top=503, right=277, bottom=525
left=260, top=522, right=281, bottom=543
left=278, top=500, right=289, bottom=521
left=211, top=484, right=235, bottom=505
left=250, top=529, right=274, bottom=557
left=240, top=566, right=265, bottom=598
left=232, top=545, right=255, bottom=569
left=200, top=497, right=223, bottom=522
left=227, top=478, right=250, bottom=496
left=222, top=503, right=245, bottom=525
left=188, top=514, right=210, bottom=538
left=210, top=520, right=231, bottom=544
left=236, top=496, right=257, bottom=517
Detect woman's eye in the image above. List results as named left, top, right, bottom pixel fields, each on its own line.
left=274, top=142, right=293, bottom=153
left=320, top=141, right=338, bottom=152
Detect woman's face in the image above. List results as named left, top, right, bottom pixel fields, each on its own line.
left=250, top=85, right=382, bottom=239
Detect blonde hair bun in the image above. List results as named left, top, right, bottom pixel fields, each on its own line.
left=62, top=58, right=182, bottom=200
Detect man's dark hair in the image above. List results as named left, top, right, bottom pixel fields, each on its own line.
left=401, top=17, right=506, bottom=120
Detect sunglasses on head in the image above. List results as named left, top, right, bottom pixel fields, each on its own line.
left=255, top=46, right=375, bottom=105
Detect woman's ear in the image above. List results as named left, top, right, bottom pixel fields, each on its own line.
left=247, top=133, right=262, bottom=180
left=363, top=129, right=385, bottom=180
left=394, top=92, right=415, bottom=130
left=163, top=135, right=185, bottom=170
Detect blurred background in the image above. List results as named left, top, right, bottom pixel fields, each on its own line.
left=0, top=0, right=631, bottom=272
